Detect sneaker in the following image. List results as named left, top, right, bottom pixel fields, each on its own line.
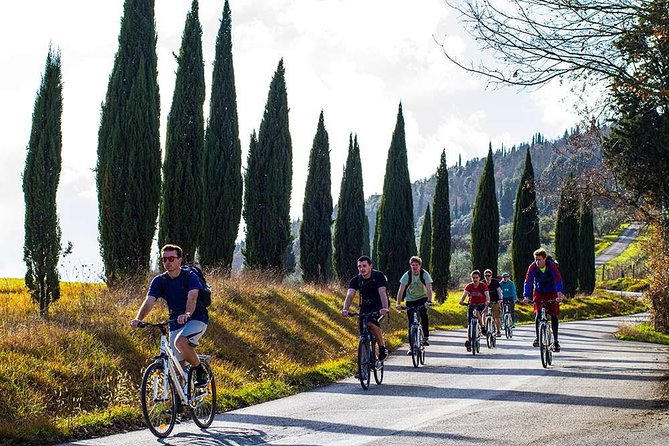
left=496, top=331, right=501, bottom=337
left=422, top=339, right=430, bottom=346
left=194, top=365, right=208, bottom=387
left=532, top=338, right=539, bottom=348
left=378, top=346, right=388, bottom=362
left=553, top=342, right=561, bottom=352
left=465, top=340, right=471, bottom=352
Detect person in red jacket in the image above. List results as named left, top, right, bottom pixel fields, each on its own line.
left=459, top=270, right=490, bottom=351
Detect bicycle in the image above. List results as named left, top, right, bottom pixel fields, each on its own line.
left=460, top=302, right=482, bottom=355
left=137, top=320, right=217, bottom=437
left=501, top=300, right=514, bottom=339
left=484, top=305, right=496, bottom=349
left=531, top=299, right=558, bottom=368
left=347, top=311, right=384, bottom=389
left=400, top=304, right=429, bottom=368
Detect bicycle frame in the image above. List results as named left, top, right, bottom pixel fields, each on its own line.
left=154, top=326, right=190, bottom=405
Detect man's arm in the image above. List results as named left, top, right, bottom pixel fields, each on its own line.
left=130, top=295, right=157, bottom=327
left=396, top=284, right=406, bottom=308
left=177, top=289, right=199, bottom=325
left=459, top=290, right=468, bottom=305
left=426, top=283, right=433, bottom=304
left=341, top=289, right=356, bottom=316
left=378, top=286, right=389, bottom=315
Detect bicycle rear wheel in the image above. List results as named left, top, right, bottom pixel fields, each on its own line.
left=357, top=339, right=371, bottom=390
left=372, top=341, right=384, bottom=385
left=470, top=319, right=478, bottom=356
left=410, top=325, right=420, bottom=368
left=540, top=324, right=549, bottom=368
left=141, top=363, right=177, bottom=438
left=188, top=361, right=217, bottom=428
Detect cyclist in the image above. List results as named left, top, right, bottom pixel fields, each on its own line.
left=483, top=268, right=503, bottom=337
left=522, top=248, right=565, bottom=352
left=130, top=244, right=209, bottom=387
left=341, top=256, right=390, bottom=362
left=396, top=256, right=433, bottom=346
left=499, top=272, right=517, bottom=327
left=459, top=270, right=490, bottom=352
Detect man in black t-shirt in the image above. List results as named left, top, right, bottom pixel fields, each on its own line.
left=341, top=256, right=390, bottom=361
left=484, top=268, right=503, bottom=337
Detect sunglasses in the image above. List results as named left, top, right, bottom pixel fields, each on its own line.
left=162, top=255, right=179, bottom=263
left=484, top=274, right=492, bottom=277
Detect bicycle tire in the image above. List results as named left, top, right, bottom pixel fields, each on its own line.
left=492, top=330, right=497, bottom=348
left=410, top=325, right=420, bottom=368
left=486, top=318, right=493, bottom=349
left=357, top=339, right=371, bottom=390
left=540, top=324, right=549, bottom=368
left=547, top=328, right=554, bottom=366
left=504, top=314, right=513, bottom=339
left=188, top=361, right=217, bottom=428
left=470, top=319, right=478, bottom=356
left=418, top=327, right=425, bottom=365
left=141, top=363, right=177, bottom=438
left=372, top=341, right=384, bottom=385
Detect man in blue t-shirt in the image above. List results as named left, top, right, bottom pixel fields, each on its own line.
left=130, top=244, right=209, bottom=386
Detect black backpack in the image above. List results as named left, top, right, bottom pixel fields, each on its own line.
left=161, top=264, right=212, bottom=309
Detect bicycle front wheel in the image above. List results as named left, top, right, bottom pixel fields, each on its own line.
left=410, top=325, right=420, bottom=368
left=504, top=314, right=513, bottom=339
left=188, top=361, right=217, bottom=428
left=141, top=363, right=177, bottom=438
left=470, top=319, right=478, bottom=356
left=372, top=341, right=384, bottom=385
left=547, top=328, right=554, bottom=366
left=357, top=340, right=371, bottom=390
left=486, top=319, right=494, bottom=349
left=540, top=324, right=549, bottom=368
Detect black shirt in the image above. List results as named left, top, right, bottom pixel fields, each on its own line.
left=487, top=278, right=501, bottom=302
left=348, top=270, right=388, bottom=310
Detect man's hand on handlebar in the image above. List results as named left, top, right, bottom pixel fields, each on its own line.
left=130, top=318, right=141, bottom=328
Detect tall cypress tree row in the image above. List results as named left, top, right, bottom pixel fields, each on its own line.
left=555, top=173, right=580, bottom=297
left=200, top=0, right=242, bottom=270
left=23, top=47, right=62, bottom=316
left=470, top=146, right=499, bottom=274
left=333, top=134, right=366, bottom=281
left=300, top=111, right=333, bottom=283
left=419, top=204, right=432, bottom=269
left=375, top=103, right=416, bottom=293
left=431, top=149, right=451, bottom=301
left=243, top=60, right=293, bottom=270
left=158, top=0, right=205, bottom=262
left=96, top=0, right=161, bottom=284
left=512, top=147, right=540, bottom=291
left=578, top=195, right=596, bottom=294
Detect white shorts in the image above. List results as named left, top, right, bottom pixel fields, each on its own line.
left=170, top=320, right=208, bottom=362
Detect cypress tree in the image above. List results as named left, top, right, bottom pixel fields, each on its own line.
left=578, top=195, right=596, bottom=294
left=419, top=204, right=432, bottom=271
left=431, top=149, right=451, bottom=301
left=200, top=0, right=242, bottom=270
left=158, top=0, right=205, bottom=262
left=333, top=134, right=366, bottom=281
left=96, top=0, right=161, bottom=284
left=375, top=103, right=416, bottom=293
left=23, top=47, right=62, bottom=317
left=300, top=111, right=333, bottom=283
left=512, top=147, right=540, bottom=291
left=555, top=173, right=580, bottom=297
left=243, top=60, right=292, bottom=271
left=470, top=146, right=499, bottom=274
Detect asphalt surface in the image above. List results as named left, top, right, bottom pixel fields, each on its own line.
left=595, top=223, right=642, bottom=266
left=66, top=313, right=669, bottom=446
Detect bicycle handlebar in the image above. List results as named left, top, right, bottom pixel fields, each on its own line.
left=346, top=311, right=382, bottom=318
left=137, top=319, right=178, bottom=328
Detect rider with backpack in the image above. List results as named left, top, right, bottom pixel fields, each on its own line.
left=396, top=256, right=433, bottom=346
left=130, top=244, right=210, bottom=387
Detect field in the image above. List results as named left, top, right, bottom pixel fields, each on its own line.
left=0, top=275, right=648, bottom=445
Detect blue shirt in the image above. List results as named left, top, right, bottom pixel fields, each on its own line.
left=500, top=279, right=517, bottom=301
left=148, top=267, right=208, bottom=330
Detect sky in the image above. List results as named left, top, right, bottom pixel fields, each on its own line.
left=0, top=0, right=579, bottom=280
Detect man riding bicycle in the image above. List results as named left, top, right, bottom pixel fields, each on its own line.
left=483, top=268, right=503, bottom=337
left=499, top=272, right=517, bottom=326
left=341, top=256, right=390, bottom=362
left=130, top=244, right=209, bottom=387
left=396, top=256, right=433, bottom=346
left=459, top=270, right=490, bottom=351
left=523, top=248, right=565, bottom=352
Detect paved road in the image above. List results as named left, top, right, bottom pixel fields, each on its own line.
left=595, top=222, right=642, bottom=266
left=67, top=314, right=669, bottom=446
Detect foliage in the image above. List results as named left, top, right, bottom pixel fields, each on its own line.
left=23, top=47, right=62, bottom=316
left=512, top=147, right=540, bottom=292
left=617, top=322, right=669, bottom=345
left=96, top=0, right=161, bottom=284
left=470, top=146, right=499, bottom=274
left=578, top=197, right=596, bottom=294
left=243, top=60, right=293, bottom=271
left=300, top=111, right=333, bottom=283
left=419, top=205, right=432, bottom=270
left=375, top=104, right=416, bottom=294
left=158, top=0, right=205, bottom=261
left=431, top=149, right=452, bottom=301
left=555, top=173, right=580, bottom=297
left=333, top=135, right=367, bottom=281
left=200, top=0, right=243, bottom=271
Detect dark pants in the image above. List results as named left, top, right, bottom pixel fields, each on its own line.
left=502, top=299, right=516, bottom=323
left=406, top=297, right=429, bottom=339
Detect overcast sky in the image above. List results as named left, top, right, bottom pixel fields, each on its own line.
left=0, top=0, right=579, bottom=280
